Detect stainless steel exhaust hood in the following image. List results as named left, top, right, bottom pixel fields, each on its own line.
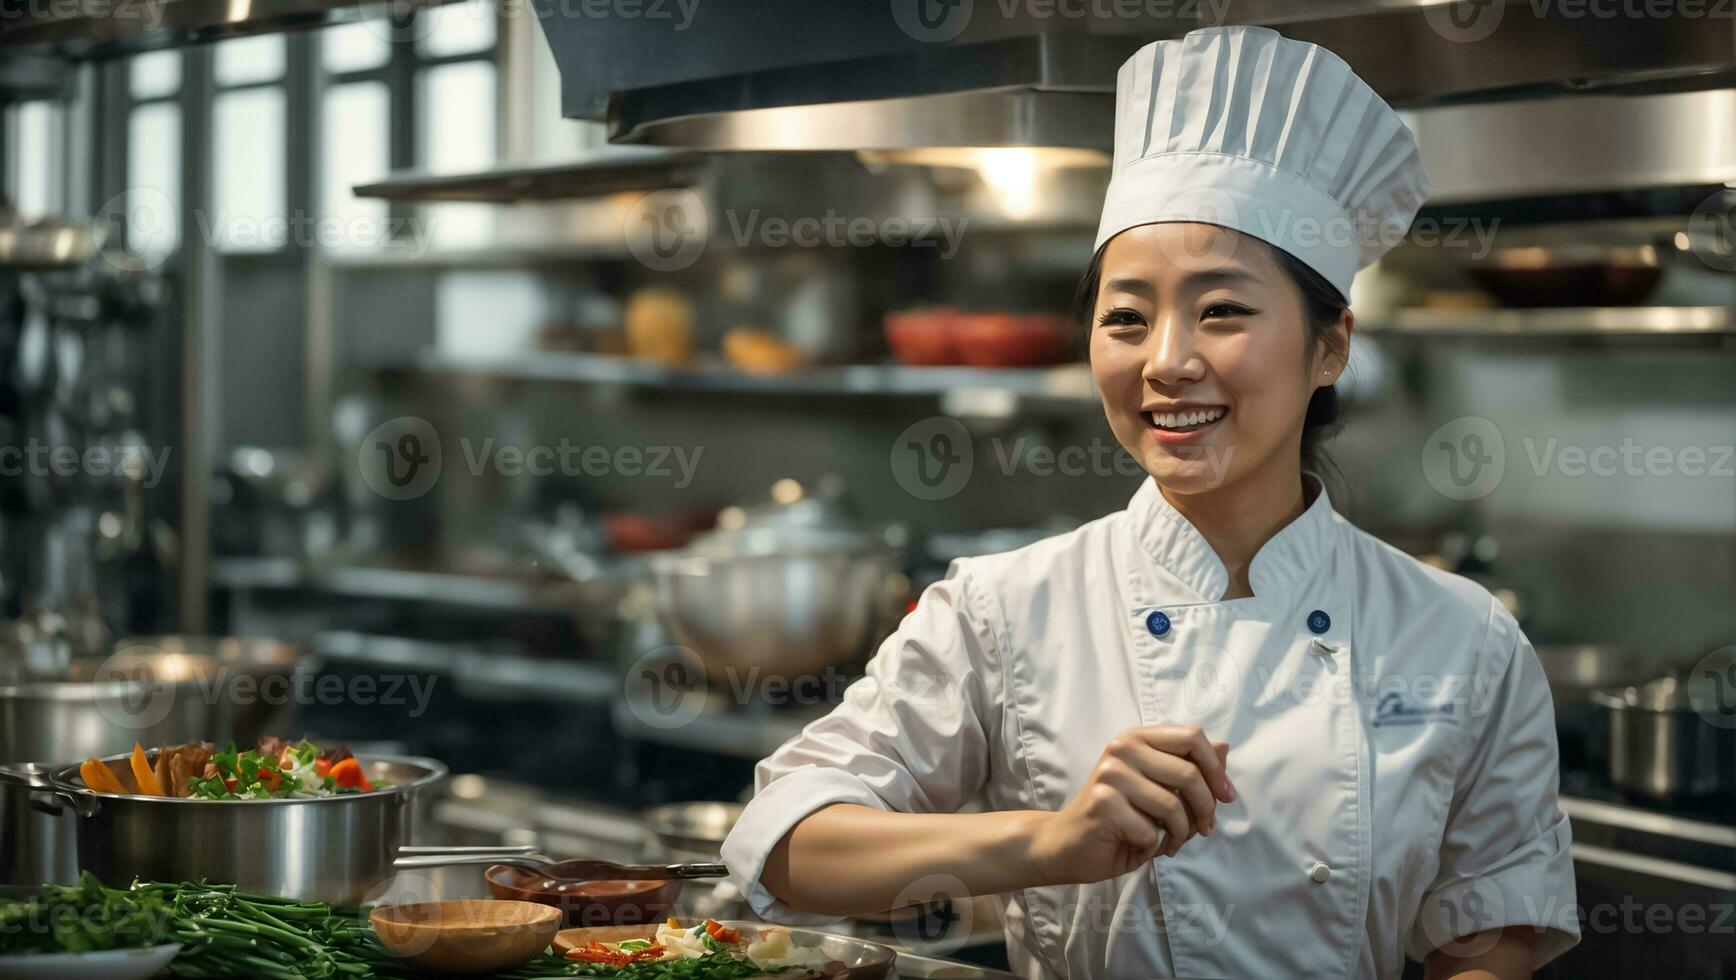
left=532, top=0, right=1736, bottom=154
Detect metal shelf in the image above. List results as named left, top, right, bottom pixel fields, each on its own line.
left=211, top=558, right=627, bottom=614
left=323, top=243, right=636, bottom=270
left=609, top=698, right=821, bottom=760
left=413, top=349, right=1098, bottom=403
left=310, top=631, right=619, bottom=704
left=352, top=152, right=708, bottom=204
left=1361, top=306, right=1734, bottom=337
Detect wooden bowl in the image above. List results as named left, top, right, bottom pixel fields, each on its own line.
left=370, top=899, right=560, bottom=975
left=485, top=864, right=683, bottom=928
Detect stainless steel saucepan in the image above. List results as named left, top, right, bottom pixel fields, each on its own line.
left=37, top=751, right=446, bottom=903
left=648, top=481, right=908, bottom=684
left=1591, top=664, right=1734, bottom=800
left=0, top=636, right=304, bottom=765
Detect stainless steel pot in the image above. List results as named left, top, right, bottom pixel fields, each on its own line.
left=1535, top=644, right=1655, bottom=773
left=41, top=752, right=446, bottom=903
left=0, top=763, right=78, bottom=886
left=641, top=801, right=743, bottom=860
left=651, top=548, right=904, bottom=683
left=0, top=636, right=303, bottom=765
left=1591, top=673, right=1735, bottom=800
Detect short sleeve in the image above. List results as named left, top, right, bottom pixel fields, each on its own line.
left=720, top=562, right=1001, bottom=922
left=1406, top=604, right=1581, bottom=965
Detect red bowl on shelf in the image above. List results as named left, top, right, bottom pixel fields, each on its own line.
left=484, top=864, right=683, bottom=929
left=884, top=308, right=962, bottom=366
left=602, top=511, right=714, bottom=553
left=951, top=312, right=1073, bottom=367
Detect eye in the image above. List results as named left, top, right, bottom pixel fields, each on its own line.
left=1097, top=307, right=1147, bottom=329
left=1202, top=302, right=1256, bottom=319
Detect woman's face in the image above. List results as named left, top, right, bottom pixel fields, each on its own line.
left=1088, top=223, right=1349, bottom=496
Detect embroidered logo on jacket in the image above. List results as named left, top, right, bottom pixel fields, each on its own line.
left=1371, top=691, right=1459, bottom=727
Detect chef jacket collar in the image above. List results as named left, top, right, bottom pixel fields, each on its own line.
left=1129, top=474, right=1338, bottom=600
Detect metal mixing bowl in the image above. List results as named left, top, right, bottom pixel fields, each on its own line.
left=650, top=548, right=903, bottom=683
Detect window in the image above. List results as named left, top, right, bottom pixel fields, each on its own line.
left=322, top=19, right=390, bottom=74
left=317, top=3, right=500, bottom=253
left=9, top=100, right=64, bottom=219
left=321, top=82, right=391, bottom=251
left=418, top=59, right=497, bottom=249
left=126, top=105, right=180, bottom=259
left=209, top=35, right=287, bottom=253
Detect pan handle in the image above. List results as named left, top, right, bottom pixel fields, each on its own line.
left=392, top=854, right=550, bottom=872
left=30, top=787, right=101, bottom=819
left=0, top=764, right=101, bottom=818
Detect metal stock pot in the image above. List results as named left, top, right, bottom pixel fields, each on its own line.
left=0, top=636, right=302, bottom=765
left=1591, top=669, right=1735, bottom=800
left=37, top=751, right=446, bottom=903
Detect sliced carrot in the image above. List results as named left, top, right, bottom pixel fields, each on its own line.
left=328, top=757, right=373, bottom=791
left=80, top=758, right=127, bottom=794
left=130, top=743, right=165, bottom=796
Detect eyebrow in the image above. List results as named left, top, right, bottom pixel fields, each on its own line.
left=1104, top=267, right=1258, bottom=296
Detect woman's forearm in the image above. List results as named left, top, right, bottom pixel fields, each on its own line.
left=1423, top=928, right=1538, bottom=980
left=759, top=803, right=1054, bottom=917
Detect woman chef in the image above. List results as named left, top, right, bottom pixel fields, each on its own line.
left=721, top=26, right=1579, bottom=980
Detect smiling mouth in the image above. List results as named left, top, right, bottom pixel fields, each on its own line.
left=1144, top=407, right=1227, bottom=433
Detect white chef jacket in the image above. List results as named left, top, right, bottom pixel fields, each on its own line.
left=722, top=478, right=1580, bottom=979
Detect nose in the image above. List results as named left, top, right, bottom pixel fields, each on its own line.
left=1141, top=310, right=1205, bottom=387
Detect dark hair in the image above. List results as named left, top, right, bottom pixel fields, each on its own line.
left=1071, top=238, right=1349, bottom=477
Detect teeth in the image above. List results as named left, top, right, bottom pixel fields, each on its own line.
left=1147, top=407, right=1225, bottom=429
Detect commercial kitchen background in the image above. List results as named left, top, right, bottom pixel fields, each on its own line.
left=1, top=2, right=1733, bottom=978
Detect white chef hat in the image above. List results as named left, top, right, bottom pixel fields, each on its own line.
left=1094, top=26, right=1430, bottom=300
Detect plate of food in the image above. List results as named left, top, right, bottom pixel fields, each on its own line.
left=555, top=917, right=894, bottom=978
